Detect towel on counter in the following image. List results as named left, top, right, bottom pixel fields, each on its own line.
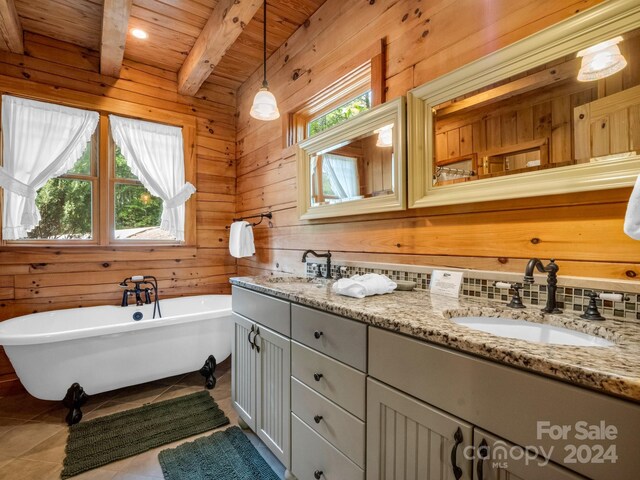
left=331, top=274, right=397, bottom=299
left=624, top=174, right=640, bottom=240
left=229, top=221, right=256, bottom=258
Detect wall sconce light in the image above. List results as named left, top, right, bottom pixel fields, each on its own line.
left=577, top=36, right=627, bottom=81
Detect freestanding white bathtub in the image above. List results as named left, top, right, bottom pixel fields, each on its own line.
left=0, top=295, right=233, bottom=401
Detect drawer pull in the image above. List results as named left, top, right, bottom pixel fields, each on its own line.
left=314, top=330, right=323, bottom=339
left=314, top=470, right=323, bottom=479
left=450, top=427, right=463, bottom=480
left=313, top=373, right=323, bottom=382
left=253, top=326, right=261, bottom=353
left=477, top=439, right=489, bottom=480
left=248, top=325, right=255, bottom=350
left=313, top=415, right=323, bottom=424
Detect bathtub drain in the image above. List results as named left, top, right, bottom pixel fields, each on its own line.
left=133, top=312, right=143, bottom=321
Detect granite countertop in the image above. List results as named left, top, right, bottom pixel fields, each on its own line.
left=230, top=276, right=640, bottom=403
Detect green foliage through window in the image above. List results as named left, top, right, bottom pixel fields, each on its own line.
left=28, top=178, right=92, bottom=240
left=308, top=91, right=371, bottom=137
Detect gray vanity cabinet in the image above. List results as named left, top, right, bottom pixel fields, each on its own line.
left=231, top=287, right=291, bottom=469
left=367, top=378, right=473, bottom=480
left=473, top=429, right=583, bottom=480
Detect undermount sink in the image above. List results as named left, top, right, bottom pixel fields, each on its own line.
left=451, top=316, right=613, bottom=347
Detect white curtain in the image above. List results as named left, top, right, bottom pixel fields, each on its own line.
left=109, top=115, right=195, bottom=241
left=0, top=95, right=99, bottom=240
left=323, top=154, right=359, bottom=199
left=624, top=174, right=640, bottom=240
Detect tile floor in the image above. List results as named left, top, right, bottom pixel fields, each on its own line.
left=0, top=359, right=285, bottom=479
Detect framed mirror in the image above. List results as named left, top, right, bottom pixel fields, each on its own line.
left=408, top=0, right=640, bottom=208
left=297, top=97, right=406, bottom=219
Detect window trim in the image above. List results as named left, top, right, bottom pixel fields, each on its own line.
left=0, top=94, right=197, bottom=247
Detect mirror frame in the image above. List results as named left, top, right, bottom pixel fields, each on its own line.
left=408, top=0, right=640, bottom=209
left=297, top=96, right=406, bottom=220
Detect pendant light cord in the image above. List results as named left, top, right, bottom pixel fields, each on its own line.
left=262, top=1, right=268, bottom=88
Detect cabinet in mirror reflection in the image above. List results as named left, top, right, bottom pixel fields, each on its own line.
left=432, top=28, right=640, bottom=187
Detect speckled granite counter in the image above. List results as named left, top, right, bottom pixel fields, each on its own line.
left=230, top=276, right=640, bottom=403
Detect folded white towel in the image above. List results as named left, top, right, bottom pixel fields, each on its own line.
left=331, top=274, right=397, bottom=299
left=624, top=174, right=640, bottom=240
left=229, top=221, right=256, bottom=258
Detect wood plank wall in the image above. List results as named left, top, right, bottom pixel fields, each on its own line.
left=235, top=0, right=640, bottom=283
left=0, top=33, right=237, bottom=393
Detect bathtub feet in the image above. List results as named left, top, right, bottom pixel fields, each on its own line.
left=199, top=355, right=217, bottom=389
left=63, top=383, right=88, bottom=426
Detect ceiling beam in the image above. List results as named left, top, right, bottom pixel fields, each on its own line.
left=0, top=0, right=23, bottom=54
left=100, top=0, right=133, bottom=77
left=178, top=0, right=261, bottom=96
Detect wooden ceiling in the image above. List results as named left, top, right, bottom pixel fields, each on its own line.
left=4, top=0, right=326, bottom=93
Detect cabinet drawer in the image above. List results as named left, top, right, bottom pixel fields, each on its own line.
left=292, top=377, right=365, bottom=468
left=292, top=341, right=366, bottom=420
left=292, top=414, right=364, bottom=480
left=291, top=304, right=366, bottom=371
left=232, top=286, right=290, bottom=336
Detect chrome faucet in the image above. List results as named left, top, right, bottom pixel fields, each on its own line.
left=301, top=250, right=332, bottom=279
left=523, top=259, right=561, bottom=314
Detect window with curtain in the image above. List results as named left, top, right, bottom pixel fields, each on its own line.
left=0, top=96, right=195, bottom=245
left=322, top=154, right=360, bottom=201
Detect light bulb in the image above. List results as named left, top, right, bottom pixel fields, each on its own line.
left=131, top=29, right=148, bottom=40
left=375, top=124, right=394, bottom=147
left=250, top=87, right=280, bottom=121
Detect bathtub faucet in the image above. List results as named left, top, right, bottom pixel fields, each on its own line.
left=119, top=275, right=162, bottom=318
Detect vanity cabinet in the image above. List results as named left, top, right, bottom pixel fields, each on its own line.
left=368, top=327, right=640, bottom=480
left=290, top=304, right=367, bottom=480
left=231, top=287, right=291, bottom=469
left=367, top=378, right=473, bottom=480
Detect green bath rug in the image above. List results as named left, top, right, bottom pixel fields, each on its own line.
left=62, top=390, right=229, bottom=479
left=158, top=426, right=280, bottom=480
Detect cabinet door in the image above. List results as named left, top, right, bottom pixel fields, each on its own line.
left=367, top=378, right=473, bottom=480
left=231, top=313, right=257, bottom=431
left=255, top=323, right=291, bottom=469
left=473, top=429, right=584, bottom=480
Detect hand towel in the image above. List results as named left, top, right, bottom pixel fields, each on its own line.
left=332, top=274, right=397, bottom=299
left=229, top=221, right=256, bottom=258
left=624, top=174, right=640, bottom=240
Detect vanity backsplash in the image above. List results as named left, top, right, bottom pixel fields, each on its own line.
left=305, top=263, right=640, bottom=322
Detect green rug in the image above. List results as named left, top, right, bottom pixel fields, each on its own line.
left=62, top=391, right=229, bottom=479
left=158, top=426, right=280, bottom=480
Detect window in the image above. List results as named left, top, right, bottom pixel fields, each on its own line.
left=288, top=62, right=377, bottom=146
left=112, top=145, right=173, bottom=241
left=308, top=91, right=372, bottom=137
left=0, top=95, right=195, bottom=245
left=27, top=134, right=98, bottom=240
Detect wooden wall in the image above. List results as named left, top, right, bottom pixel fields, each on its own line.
left=0, top=33, right=237, bottom=393
left=235, top=0, right=640, bottom=283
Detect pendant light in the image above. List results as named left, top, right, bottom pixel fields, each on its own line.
left=250, top=1, right=280, bottom=121
left=577, top=36, right=627, bottom=82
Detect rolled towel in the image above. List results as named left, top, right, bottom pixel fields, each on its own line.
left=332, top=274, right=397, bottom=298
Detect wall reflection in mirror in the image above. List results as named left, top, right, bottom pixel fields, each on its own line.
left=309, top=125, right=394, bottom=206
left=432, top=28, right=640, bottom=187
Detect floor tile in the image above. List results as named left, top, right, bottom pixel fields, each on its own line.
left=72, top=469, right=118, bottom=480
left=0, top=421, right=64, bottom=457
left=151, top=385, right=202, bottom=403
left=21, top=429, right=69, bottom=463
left=0, top=417, right=26, bottom=437
left=0, top=458, right=62, bottom=480
left=0, top=393, right=58, bottom=420
left=82, top=401, right=144, bottom=421
left=108, top=383, right=171, bottom=405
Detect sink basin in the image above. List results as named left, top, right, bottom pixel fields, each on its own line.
left=451, top=316, right=613, bottom=347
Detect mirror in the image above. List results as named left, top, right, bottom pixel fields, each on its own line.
left=408, top=0, right=640, bottom=208
left=297, top=97, right=405, bottom=219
